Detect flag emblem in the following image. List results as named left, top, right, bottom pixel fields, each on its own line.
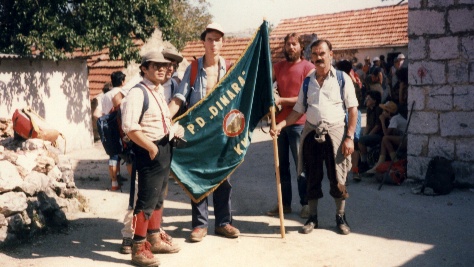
left=223, top=110, right=245, bottom=137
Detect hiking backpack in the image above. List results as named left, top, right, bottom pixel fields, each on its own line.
left=96, top=84, right=149, bottom=156
left=422, top=156, right=455, bottom=195
left=302, top=70, right=362, bottom=141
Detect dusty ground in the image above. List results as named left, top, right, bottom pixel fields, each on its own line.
left=1, top=125, right=473, bottom=267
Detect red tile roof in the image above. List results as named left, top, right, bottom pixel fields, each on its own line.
left=73, top=39, right=144, bottom=100
left=271, top=3, right=408, bottom=50
left=181, top=4, right=407, bottom=67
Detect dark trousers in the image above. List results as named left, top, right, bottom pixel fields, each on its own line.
left=133, top=137, right=171, bottom=219
left=303, top=132, right=345, bottom=200
left=191, top=179, right=232, bottom=228
left=278, top=124, right=307, bottom=207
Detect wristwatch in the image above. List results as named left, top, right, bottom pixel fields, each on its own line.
left=346, top=134, right=354, bottom=140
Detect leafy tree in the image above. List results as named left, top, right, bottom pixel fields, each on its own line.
left=168, top=0, right=212, bottom=51
left=0, top=0, right=175, bottom=63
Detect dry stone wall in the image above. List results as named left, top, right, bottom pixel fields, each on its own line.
left=0, top=118, right=85, bottom=247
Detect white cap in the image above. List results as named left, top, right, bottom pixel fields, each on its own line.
left=397, top=53, right=406, bottom=60
left=202, top=22, right=224, bottom=36
left=372, top=56, right=380, bottom=62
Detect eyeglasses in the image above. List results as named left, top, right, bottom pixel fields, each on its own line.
left=150, top=62, right=171, bottom=70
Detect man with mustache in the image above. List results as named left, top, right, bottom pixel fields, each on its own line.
left=271, top=39, right=358, bottom=235
left=266, top=33, right=314, bottom=219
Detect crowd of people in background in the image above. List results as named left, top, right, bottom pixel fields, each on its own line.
left=335, top=52, right=409, bottom=180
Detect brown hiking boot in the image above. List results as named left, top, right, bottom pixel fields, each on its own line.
left=120, top=237, right=133, bottom=254
left=215, top=224, right=240, bottom=238
left=159, top=228, right=172, bottom=242
left=131, top=240, right=160, bottom=267
left=190, top=227, right=208, bottom=242
left=336, top=214, right=351, bottom=235
left=266, top=205, right=291, bottom=216
left=147, top=232, right=180, bottom=254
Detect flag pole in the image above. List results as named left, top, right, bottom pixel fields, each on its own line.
left=270, top=105, right=285, bottom=238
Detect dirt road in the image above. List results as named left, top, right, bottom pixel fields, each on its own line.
left=1, top=126, right=473, bottom=267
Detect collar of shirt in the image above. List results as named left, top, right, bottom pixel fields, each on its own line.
left=141, top=78, right=163, bottom=92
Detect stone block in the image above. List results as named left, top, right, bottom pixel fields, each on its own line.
left=409, top=111, right=439, bottom=134
left=452, top=161, right=474, bottom=187
left=408, top=37, right=426, bottom=60
left=448, top=60, right=470, bottom=84
left=428, top=0, right=455, bottom=7
left=428, top=136, right=455, bottom=159
left=408, top=0, right=422, bottom=8
left=456, top=138, right=474, bottom=161
left=453, top=86, right=474, bottom=111
left=461, top=36, right=474, bottom=60
left=448, top=9, right=474, bottom=33
left=0, top=161, right=24, bottom=193
left=407, top=86, right=426, bottom=110
left=407, top=156, right=431, bottom=180
left=407, top=134, right=429, bottom=156
left=430, top=37, right=459, bottom=60
left=409, top=62, right=446, bottom=85
left=409, top=10, right=445, bottom=35
left=440, top=112, right=474, bottom=137
left=427, top=85, right=453, bottom=111
left=0, top=192, right=28, bottom=217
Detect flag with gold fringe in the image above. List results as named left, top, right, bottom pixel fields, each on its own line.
left=171, top=21, right=274, bottom=203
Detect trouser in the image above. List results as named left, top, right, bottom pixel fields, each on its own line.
left=191, top=179, right=232, bottom=228
left=277, top=124, right=307, bottom=207
left=303, top=132, right=348, bottom=200
left=133, top=137, right=171, bottom=218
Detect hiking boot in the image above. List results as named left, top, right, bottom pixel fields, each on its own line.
left=147, top=232, right=180, bottom=254
left=336, top=214, right=351, bottom=235
left=120, top=237, right=133, bottom=254
left=131, top=240, right=160, bottom=267
left=159, top=228, right=172, bottom=242
left=301, top=215, right=318, bottom=234
left=189, top=227, right=207, bottom=242
left=300, top=205, right=310, bottom=219
left=215, top=224, right=240, bottom=238
left=266, top=205, right=291, bottom=216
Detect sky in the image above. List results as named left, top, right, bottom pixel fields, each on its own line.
left=206, top=0, right=401, bottom=33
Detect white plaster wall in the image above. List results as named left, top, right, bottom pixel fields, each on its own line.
left=0, top=58, right=93, bottom=152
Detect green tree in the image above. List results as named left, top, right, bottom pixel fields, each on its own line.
left=168, top=0, right=212, bottom=51
left=0, top=0, right=175, bottom=63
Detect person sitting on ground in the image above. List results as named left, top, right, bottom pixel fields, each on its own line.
left=365, top=101, right=407, bottom=174
left=357, top=91, right=383, bottom=174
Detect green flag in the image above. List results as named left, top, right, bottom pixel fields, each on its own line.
left=171, top=21, right=274, bottom=203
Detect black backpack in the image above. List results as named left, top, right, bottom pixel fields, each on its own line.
left=96, top=83, right=149, bottom=156
left=422, top=156, right=455, bottom=195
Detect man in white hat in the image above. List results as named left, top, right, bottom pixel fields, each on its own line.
left=162, top=48, right=184, bottom=104
left=168, top=22, right=241, bottom=243
left=389, top=53, right=405, bottom=89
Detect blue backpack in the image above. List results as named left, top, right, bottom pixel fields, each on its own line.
left=96, top=84, right=149, bottom=156
left=302, top=70, right=362, bottom=141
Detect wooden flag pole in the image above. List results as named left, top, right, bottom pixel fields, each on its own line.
left=270, top=106, right=285, bottom=238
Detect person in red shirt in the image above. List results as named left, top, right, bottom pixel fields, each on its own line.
left=266, top=33, right=314, bottom=219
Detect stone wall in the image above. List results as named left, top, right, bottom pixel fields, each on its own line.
left=407, top=1, right=474, bottom=186
left=0, top=120, right=85, bottom=247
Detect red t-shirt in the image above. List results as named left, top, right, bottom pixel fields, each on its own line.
left=274, top=59, right=314, bottom=124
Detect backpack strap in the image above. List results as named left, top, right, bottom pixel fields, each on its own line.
left=336, top=70, right=346, bottom=110
left=189, top=60, right=199, bottom=89
left=133, top=83, right=150, bottom=123
left=302, top=76, right=311, bottom=113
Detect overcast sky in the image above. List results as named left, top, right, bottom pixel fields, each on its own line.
left=206, top=0, right=401, bottom=33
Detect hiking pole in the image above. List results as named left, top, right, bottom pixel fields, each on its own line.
left=379, top=101, right=415, bottom=190
left=270, top=106, right=286, bottom=238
